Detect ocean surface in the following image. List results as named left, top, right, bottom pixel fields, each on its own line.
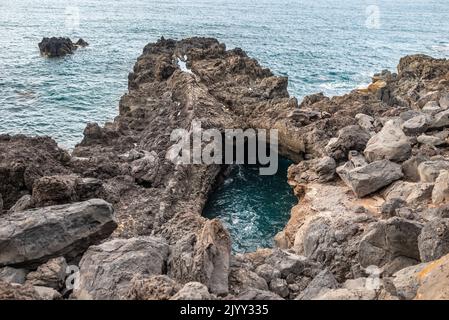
left=203, top=159, right=297, bottom=252
left=1, top=0, right=449, bottom=252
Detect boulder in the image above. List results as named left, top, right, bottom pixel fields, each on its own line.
left=355, top=113, right=375, bottom=132
left=38, top=37, right=75, bottom=57
left=33, top=286, right=62, bottom=300
left=325, top=125, right=371, bottom=160
left=391, top=263, right=427, bottom=300
left=432, top=170, right=449, bottom=204
left=417, top=134, right=445, bottom=146
left=402, top=155, right=429, bottom=182
left=31, top=175, right=78, bottom=207
left=422, top=101, right=441, bottom=115
left=358, top=217, right=422, bottom=275
left=431, top=109, right=449, bottom=129
left=171, top=282, right=214, bottom=300
left=401, top=114, right=430, bottom=135
left=25, top=257, right=67, bottom=290
left=75, top=38, right=89, bottom=47
left=287, top=156, right=336, bottom=184
left=337, top=158, right=403, bottom=198
left=0, top=267, right=27, bottom=284
left=418, top=218, right=449, bottom=262
left=73, top=237, right=169, bottom=300
left=229, top=268, right=268, bottom=295
left=125, top=275, right=181, bottom=300
left=168, top=219, right=231, bottom=296
left=418, top=159, right=449, bottom=182
left=0, top=199, right=116, bottom=267
left=296, top=269, right=339, bottom=300
left=383, top=181, right=433, bottom=207
left=364, top=120, right=411, bottom=162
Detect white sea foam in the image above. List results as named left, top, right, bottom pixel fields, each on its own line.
left=177, top=55, right=194, bottom=74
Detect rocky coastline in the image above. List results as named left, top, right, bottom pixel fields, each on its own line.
left=1, top=37, right=449, bottom=300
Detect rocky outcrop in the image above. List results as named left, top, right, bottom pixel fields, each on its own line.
left=0, top=199, right=116, bottom=267
left=38, top=37, right=89, bottom=57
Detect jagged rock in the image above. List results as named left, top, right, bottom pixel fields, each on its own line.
left=391, top=263, right=427, bottom=300
left=418, top=218, right=449, bottom=262
left=168, top=219, right=231, bottom=296
left=401, top=114, right=431, bottom=135
left=0, top=267, right=27, bottom=284
left=380, top=198, right=407, bottom=218
left=296, top=269, right=339, bottom=300
left=358, top=217, right=422, bottom=275
left=337, top=158, right=403, bottom=198
left=0, top=199, right=116, bottom=267
left=415, top=253, right=449, bottom=300
left=418, top=159, right=449, bottom=182
left=236, top=288, right=283, bottom=300
left=125, top=275, right=181, bottom=300
left=38, top=37, right=88, bottom=57
left=25, top=257, right=67, bottom=290
left=31, top=175, right=78, bottom=207
left=38, top=37, right=75, bottom=57
left=364, top=120, right=411, bottom=162
left=287, top=156, right=336, bottom=184
left=293, top=211, right=375, bottom=281
left=0, top=281, right=39, bottom=300
left=130, top=150, right=159, bottom=185
left=0, top=135, right=70, bottom=210
left=432, top=170, right=449, bottom=204
left=75, top=38, right=89, bottom=47
left=8, top=194, right=32, bottom=213
left=325, top=125, right=371, bottom=160
left=171, top=282, right=214, bottom=300
left=73, top=236, right=169, bottom=300
left=33, top=286, right=62, bottom=300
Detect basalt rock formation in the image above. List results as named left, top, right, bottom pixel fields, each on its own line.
left=2, top=37, right=449, bottom=300
left=38, top=37, right=89, bottom=57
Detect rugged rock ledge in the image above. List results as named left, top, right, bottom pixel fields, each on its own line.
left=2, top=37, right=449, bottom=299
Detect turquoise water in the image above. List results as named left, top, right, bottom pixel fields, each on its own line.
left=1, top=0, right=449, bottom=251
left=1, top=0, right=449, bottom=147
left=204, top=159, right=297, bottom=252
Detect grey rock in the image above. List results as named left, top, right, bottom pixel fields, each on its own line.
left=364, top=120, right=411, bottom=162
left=0, top=199, right=116, bottom=267
left=418, top=160, right=449, bottom=182
left=269, top=278, right=289, bottom=298
left=171, top=282, right=213, bottom=300
left=358, top=217, right=422, bottom=275
left=391, top=263, right=427, bottom=300
left=33, top=286, right=62, bottom=300
left=124, top=275, right=181, bottom=300
left=337, top=159, right=403, bottom=198
left=0, top=267, right=28, bottom=284
left=312, top=287, right=376, bottom=300
left=73, top=236, right=169, bottom=300
left=236, top=288, right=284, bottom=300
left=432, top=170, right=449, bottom=205
left=229, top=268, right=268, bottom=294
left=417, top=134, right=445, bottom=146
left=440, top=93, right=449, bottom=110
left=422, top=101, right=441, bottom=115
left=325, top=125, right=371, bottom=160
left=254, top=264, right=281, bottom=283
left=25, top=257, right=67, bottom=290
left=296, top=269, right=339, bottom=300
left=418, top=218, right=449, bottom=262
left=355, top=113, right=375, bottom=132
left=288, top=156, right=336, bottom=184
left=401, top=114, right=431, bottom=135
left=383, top=181, right=433, bottom=207
left=431, top=109, right=449, bottom=129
